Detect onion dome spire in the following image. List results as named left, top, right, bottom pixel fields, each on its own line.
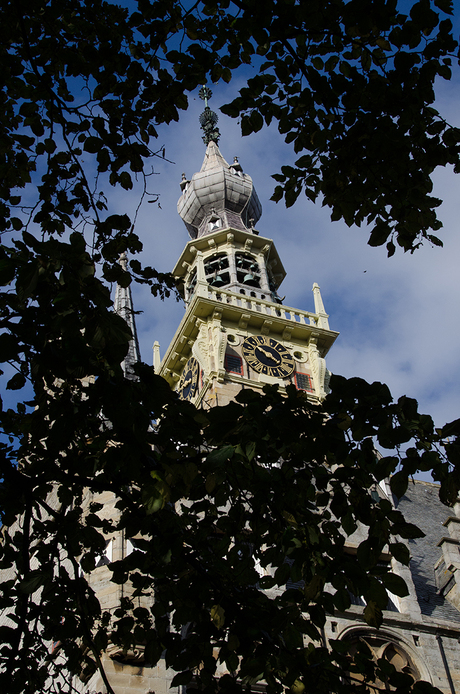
left=177, top=88, right=261, bottom=239
left=199, top=86, right=220, bottom=145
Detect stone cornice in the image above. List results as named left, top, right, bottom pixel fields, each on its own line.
left=159, top=291, right=338, bottom=386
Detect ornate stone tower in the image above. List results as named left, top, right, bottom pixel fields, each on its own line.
left=75, top=105, right=460, bottom=693
left=73, top=95, right=338, bottom=694
left=159, top=88, right=338, bottom=406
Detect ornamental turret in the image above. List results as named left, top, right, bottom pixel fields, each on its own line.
left=159, top=91, right=338, bottom=406
left=175, top=88, right=282, bottom=306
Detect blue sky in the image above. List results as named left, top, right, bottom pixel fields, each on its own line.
left=110, top=74, right=460, bottom=432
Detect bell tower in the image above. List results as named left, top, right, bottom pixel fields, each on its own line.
left=159, top=89, right=338, bottom=405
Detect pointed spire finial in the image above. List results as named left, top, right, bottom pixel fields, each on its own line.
left=198, top=86, right=220, bottom=145
left=114, top=252, right=141, bottom=379
left=119, top=251, right=128, bottom=271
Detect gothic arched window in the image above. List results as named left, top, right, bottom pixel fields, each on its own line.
left=344, top=631, right=421, bottom=691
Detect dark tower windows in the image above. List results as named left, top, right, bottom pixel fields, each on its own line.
left=184, top=248, right=274, bottom=303
left=225, top=353, right=243, bottom=374
left=204, top=253, right=230, bottom=288
left=295, top=372, right=313, bottom=392
left=235, top=252, right=261, bottom=289
left=345, top=632, right=421, bottom=689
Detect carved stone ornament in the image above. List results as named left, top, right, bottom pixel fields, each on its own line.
left=308, top=336, right=326, bottom=398
left=192, top=319, right=210, bottom=374
left=212, top=320, right=228, bottom=374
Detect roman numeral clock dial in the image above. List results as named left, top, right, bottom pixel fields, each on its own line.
left=178, top=357, right=200, bottom=400
left=242, top=336, right=295, bottom=378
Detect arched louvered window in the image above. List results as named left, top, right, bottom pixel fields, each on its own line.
left=204, top=252, right=230, bottom=287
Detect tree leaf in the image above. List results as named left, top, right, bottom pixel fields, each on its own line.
left=206, top=445, right=235, bottom=465
left=364, top=600, right=383, bottom=628
left=381, top=572, right=409, bottom=597
left=6, top=373, right=26, bottom=390
left=390, top=542, right=411, bottom=565
left=211, top=604, right=225, bottom=629
left=19, top=572, right=46, bottom=594
left=390, top=471, right=409, bottom=499
left=368, top=222, right=391, bottom=247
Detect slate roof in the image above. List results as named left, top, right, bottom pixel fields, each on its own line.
left=397, top=479, right=460, bottom=623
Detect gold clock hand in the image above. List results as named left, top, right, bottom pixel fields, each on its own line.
left=257, top=346, right=281, bottom=363
left=257, top=346, right=270, bottom=357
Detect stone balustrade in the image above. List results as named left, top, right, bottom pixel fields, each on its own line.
left=201, top=285, right=319, bottom=326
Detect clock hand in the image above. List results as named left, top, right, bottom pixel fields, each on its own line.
left=257, top=346, right=270, bottom=357
left=257, top=346, right=281, bottom=364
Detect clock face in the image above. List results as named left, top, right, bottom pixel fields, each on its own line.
left=178, top=357, right=200, bottom=400
left=242, top=336, right=295, bottom=378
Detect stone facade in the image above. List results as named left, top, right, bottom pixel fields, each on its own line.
left=322, top=480, right=460, bottom=694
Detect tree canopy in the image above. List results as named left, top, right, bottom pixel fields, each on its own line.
left=2, top=0, right=460, bottom=257
left=1, top=1, right=460, bottom=693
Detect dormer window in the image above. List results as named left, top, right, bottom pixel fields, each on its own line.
left=209, top=218, right=221, bottom=231
left=208, top=208, right=222, bottom=232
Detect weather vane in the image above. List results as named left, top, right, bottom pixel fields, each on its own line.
left=198, top=86, right=220, bottom=145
